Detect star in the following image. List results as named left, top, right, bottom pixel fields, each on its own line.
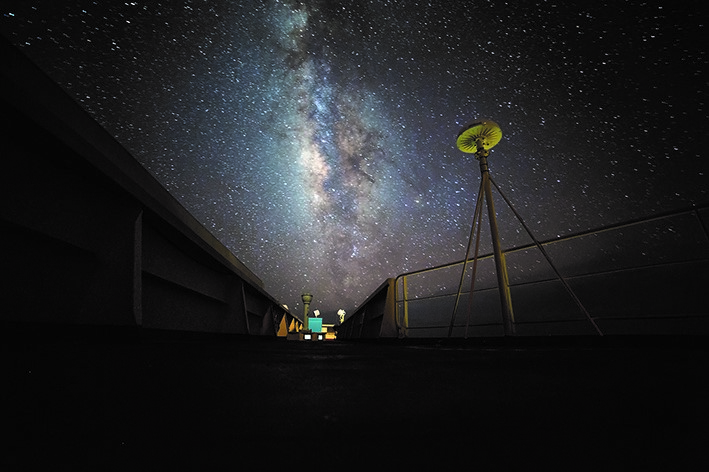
left=2, top=1, right=706, bottom=322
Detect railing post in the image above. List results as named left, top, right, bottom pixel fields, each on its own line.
left=402, top=275, right=409, bottom=338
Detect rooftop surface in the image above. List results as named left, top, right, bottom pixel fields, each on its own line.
left=2, top=325, right=707, bottom=469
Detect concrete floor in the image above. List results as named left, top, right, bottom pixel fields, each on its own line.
left=2, top=325, right=707, bottom=470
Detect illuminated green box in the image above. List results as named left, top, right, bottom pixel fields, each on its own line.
left=308, top=318, right=322, bottom=333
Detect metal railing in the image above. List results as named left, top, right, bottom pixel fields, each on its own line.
left=341, top=204, right=709, bottom=338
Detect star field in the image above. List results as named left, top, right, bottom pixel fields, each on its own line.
left=2, top=1, right=707, bottom=321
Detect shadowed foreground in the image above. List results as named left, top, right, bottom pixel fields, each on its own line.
left=2, top=325, right=707, bottom=470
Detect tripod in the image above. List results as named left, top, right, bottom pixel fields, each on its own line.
left=449, top=120, right=602, bottom=337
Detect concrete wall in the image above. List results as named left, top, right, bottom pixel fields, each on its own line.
left=338, top=278, right=398, bottom=339
left=0, top=37, right=294, bottom=335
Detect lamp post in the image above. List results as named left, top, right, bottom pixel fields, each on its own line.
left=301, top=292, right=313, bottom=331
left=456, top=119, right=515, bottom=336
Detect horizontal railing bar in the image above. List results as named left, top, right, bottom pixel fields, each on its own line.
left=397, top=258, right=709, bottom=302
left=395, top=203, right=709, bottom=282
left=406, top=313, right=708, bottom=332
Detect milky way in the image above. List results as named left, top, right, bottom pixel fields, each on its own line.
left=2, top=1, right=707, bottom=321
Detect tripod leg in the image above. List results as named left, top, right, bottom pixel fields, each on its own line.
left=488, top=176, right=603, bottom=336
left=464, top=190, right=485, bottom=338
left=449, top=179, right=485, bottom=337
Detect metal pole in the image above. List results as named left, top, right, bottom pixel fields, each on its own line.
left=402, top=276, right=409, bottom=338
left=301, top=293, right=312, bottom=331
left=477, top=143, right=515, bottom=336
left=488, top=176, right=602, bottom=336
left=449, top=179, right=485, bottom=338
left=464, top=195, right=485, bottom=338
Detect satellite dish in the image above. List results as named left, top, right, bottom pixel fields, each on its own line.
left=456, top=119, right=502, bottom=154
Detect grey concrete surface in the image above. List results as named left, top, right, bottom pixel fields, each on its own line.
left=2, top=325, right=707, bottom=470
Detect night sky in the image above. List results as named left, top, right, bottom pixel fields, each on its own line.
left=2, top=1, right=707, bottom=321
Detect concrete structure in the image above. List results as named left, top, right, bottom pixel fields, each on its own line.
left=3, top=327, right=707, bottom=469
left=1, top=36, right=707, bottom=471
left=338, top=278, right=398, bottom=339
left=1, top=37, right=298, bottom=335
